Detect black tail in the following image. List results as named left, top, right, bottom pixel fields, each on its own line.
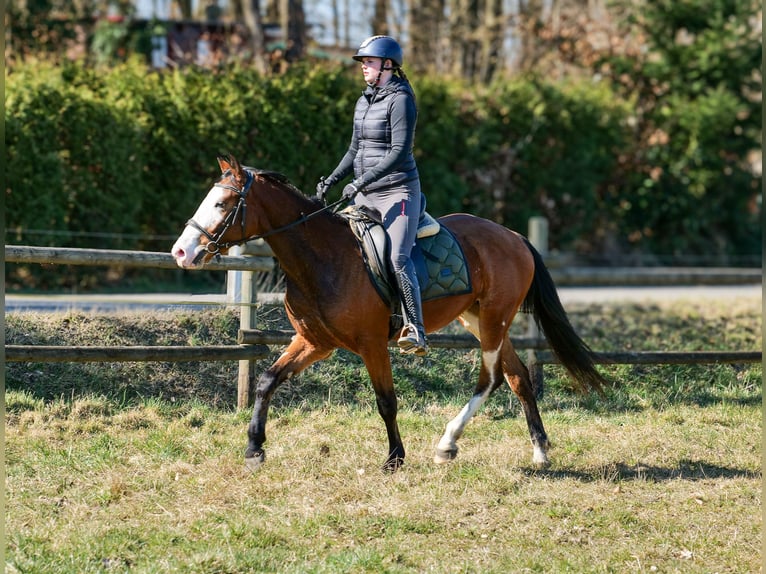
left=521, top=238, right=608, bottom=395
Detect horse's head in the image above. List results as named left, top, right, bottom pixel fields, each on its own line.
left=171, top=155, right=253, bottom=268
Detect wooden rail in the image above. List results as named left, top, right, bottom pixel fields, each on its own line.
left=5, top=245, right=274, bottom=272
left=548, top=266, right=762, bottom=286
left=5, top=344, right=270, bottom=363
left=6, top=244, right=761, bottom=284
left=237, top=329, right=548, bottom=349
left=238, top=329, right=761, bottom=364
left=8, top=341, right=758, bottom=366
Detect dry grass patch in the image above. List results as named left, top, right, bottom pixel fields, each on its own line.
left=5, top=295, right=762, bottom=572
left=6, top=398, right=760, bottom=573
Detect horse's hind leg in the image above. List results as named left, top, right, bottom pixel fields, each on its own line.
left=434, top=308, right=506, bottom=464
left=502, top=340, right=550, bottom=468
left=434, top=306, right=550, bottom=468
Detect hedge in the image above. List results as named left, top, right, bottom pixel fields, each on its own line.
left=5, top=59, right=760, bottom=288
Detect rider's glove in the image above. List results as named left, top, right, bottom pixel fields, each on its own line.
left=342, top=182, right=359, bottom=201
left=315, top=176, right=333, bottom=202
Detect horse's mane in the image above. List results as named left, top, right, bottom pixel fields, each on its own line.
left=248, top=168, right=290, bottom=185
left=243, top=167, right=342, bottom=218
left=245, top=167, right=302, bottom=195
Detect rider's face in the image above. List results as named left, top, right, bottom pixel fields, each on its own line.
left=360, top=57, right=385, bottom=83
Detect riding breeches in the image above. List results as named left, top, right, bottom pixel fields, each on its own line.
left=352, top=180, right=421, bottom=277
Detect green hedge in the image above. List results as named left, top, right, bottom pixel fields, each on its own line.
left=5, top=59, right=760, bottom=289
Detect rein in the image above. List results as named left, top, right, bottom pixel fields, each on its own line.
left=186, top=169, right=347, bottom=263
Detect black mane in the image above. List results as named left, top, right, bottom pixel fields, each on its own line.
left=246, top=167, right=306, bottom=195
left=249, top=168, right=290, bottom=185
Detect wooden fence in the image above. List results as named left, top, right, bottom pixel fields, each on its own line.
left=5, top=228, right=762, bottom=408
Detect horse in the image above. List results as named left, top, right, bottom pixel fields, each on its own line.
left=171, top=155, right=607, bottom=472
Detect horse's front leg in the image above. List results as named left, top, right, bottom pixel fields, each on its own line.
left=245, top=335, right=330, bottom=471
left=361, top=346, right=405, bottom=472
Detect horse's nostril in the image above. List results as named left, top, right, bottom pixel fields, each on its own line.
left=172, top=247, right=185, bottom=259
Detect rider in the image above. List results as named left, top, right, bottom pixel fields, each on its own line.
left=316, top=35, right=427, bottom=356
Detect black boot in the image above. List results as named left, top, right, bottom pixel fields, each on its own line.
left=394, top=269, right=428, bottom=356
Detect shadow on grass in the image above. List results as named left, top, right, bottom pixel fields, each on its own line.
left=526, top=459, right=761, bottom=483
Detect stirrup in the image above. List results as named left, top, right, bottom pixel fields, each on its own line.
left=397, top=324, right=428, bottom=356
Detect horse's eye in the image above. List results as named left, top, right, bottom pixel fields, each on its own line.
left=214, top=202, right=225, bottom=209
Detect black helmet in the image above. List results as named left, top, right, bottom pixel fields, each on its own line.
left=353, top=35, right=403, bottom=68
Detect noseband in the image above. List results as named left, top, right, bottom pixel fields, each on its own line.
left=185, top=170, right=254, bottom=264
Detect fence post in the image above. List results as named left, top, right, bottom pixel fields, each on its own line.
left=227, top=245, right=245, bottom=305
left=231, top=240, right=271, bottom=409
left=527, top=216, right=548, bottom=399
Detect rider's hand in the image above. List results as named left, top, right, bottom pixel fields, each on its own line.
left=315, top=177, right=332, bottom=202
left=342, top=182, right=359, bottom=201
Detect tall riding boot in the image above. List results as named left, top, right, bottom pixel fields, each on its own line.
left=395, top=269, right=428, bottom=356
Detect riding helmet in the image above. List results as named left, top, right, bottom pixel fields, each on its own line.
left=353, top=35, right=403, bottom=68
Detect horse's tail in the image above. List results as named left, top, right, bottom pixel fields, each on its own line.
left=521, top=238, right=608, bottom=395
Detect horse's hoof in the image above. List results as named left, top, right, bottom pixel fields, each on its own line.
left=433, top=447, right=458, bottom=465
left=244, top=450, right=265, bottom=472
left=382, top=456, right=404, bottom=473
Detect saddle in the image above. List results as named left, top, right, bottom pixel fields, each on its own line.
left=340, top=206, right=473, bottom=324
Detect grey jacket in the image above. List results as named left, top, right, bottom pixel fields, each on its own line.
left=328, top=75, right=419, bottom=193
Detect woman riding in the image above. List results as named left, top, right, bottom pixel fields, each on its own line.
left=316, top=35, right=427, bottom=356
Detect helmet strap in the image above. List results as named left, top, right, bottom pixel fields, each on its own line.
left=370, top=59, right=394, bottom=87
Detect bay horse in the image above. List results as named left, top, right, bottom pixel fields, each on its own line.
left=171, top=156, right=607, bottom=472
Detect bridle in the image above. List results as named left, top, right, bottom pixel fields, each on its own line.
left=185, top=169, right=254, bottom=264
left=185, top=168, right=347, bottom=265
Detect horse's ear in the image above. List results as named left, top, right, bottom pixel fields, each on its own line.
left=217, top=155, right=232, bottom=173
left=228, top=155, right=247, bottom=185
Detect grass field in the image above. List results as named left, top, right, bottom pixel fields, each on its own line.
left=5, top=296, right=762, bottom=573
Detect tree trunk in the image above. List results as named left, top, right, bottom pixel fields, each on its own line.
left=517, top=0, right=544, bottom=71
left=240, top=0, right=268, bottom=73
left=478, top=0, right=503, bottom=82
left=409, top=0, right=445, bottom=74
left=448, top=0, right=481, bottom=79
left=280, top=0, right=306, bottom=62
left=371, top=0, right=388, bottom=36
left=174, top=0, right=193, bottom=19
left=331, top=0, right=340, bottom=46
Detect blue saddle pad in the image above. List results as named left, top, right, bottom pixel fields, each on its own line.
left=411, top=229, right=473, bottom=302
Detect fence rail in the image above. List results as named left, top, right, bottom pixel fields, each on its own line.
left=5, top=344, right=270, bottom=363
left=6, top=245, right=761, bottom=284
left=5, top=342, right=759, bottom=366
left=5, top=245, right=274, bottom=272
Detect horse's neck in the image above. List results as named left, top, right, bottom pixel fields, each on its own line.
left=252, top=185, right=344, bottom=285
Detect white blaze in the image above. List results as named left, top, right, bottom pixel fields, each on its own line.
left=170, top=186, right=227, bottom=268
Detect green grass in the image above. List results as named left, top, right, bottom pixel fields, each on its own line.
left=5, top=296, right=762, bottom=573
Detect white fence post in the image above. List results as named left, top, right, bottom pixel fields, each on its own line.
left=226, top=245, right=245, bottom=305
left=527, top=216, right=548, bottom=399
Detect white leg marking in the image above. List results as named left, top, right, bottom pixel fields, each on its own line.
left=436, top=342, right=502, bottom=455
left=436, top=389, right=490, bottom=454
left=533, top=443, right=550, bottom=468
